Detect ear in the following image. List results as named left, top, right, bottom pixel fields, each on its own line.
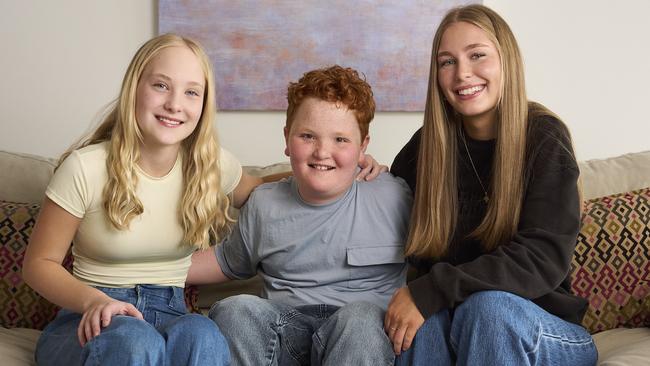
left=284, top=126, right=290, bottom=157
left=360, top=134, right=370, bottom=154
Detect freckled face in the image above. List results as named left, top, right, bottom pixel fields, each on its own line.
left=135, top=46, right=205, bottom=151
left=437, top=21, right=502, bottom=127
left=284, top=98, right=369, bottom=204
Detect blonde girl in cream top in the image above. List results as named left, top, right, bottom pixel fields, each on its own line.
left=22, top=34, right=261, bottom=366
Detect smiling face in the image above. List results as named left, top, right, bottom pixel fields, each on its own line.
left=135, top=45, right=205, bottom=153
left=284, top=97, right=369, bottom=205
left=437, top=21, right=502, bottom=130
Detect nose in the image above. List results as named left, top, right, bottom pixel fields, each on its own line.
left=456, top=60, right=472, bottom=80
left=313, top=139, right=331, bottom=159
left=164, top=92, right=182, bottom=113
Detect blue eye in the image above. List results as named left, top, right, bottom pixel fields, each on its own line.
left=153, top=82, right=168, bottom=90
left=439, top=58, right=456, bottom=67
left=300, top=133, right=314, bottom=140
left=471, top=52, right=486, bottom=60
left=186, top=90, right=200, bottom=97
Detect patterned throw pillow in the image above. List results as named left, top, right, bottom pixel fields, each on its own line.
left=571, top=187, right=650, bottom=334
left=0, top=201, right=63, bottom=329
left=0, top=201, right=200, bottom=330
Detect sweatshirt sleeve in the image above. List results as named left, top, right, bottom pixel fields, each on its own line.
left=408, top=120, right=581, bottom=318
left=390, top=128, right=421, bottom=193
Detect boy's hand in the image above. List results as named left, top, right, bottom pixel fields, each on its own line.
left=357, top=153, right=388, bottom=181
left=384, top=287, right=425, bottom=355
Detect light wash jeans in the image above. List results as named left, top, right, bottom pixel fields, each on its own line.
left=35, top=285, right=229, bottom=366
left=395, top=291, right=597, bottom=366
left=209, top=294, right=394, bottom=366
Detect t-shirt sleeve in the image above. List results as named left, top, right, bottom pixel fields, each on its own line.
left=45, top=151, right=90, bottom=218
left=219, top=147, right=243, bottom=196
left=408, top=119, right=581, bottom=318
left=214, top=200, right=258, bottom=280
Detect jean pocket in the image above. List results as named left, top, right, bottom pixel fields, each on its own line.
left=346, top=244, right=405, bottom=289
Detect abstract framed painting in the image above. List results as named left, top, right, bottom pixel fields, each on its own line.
left=159, top=0, right=481, bottom=111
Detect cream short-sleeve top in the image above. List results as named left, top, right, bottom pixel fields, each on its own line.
left=45, top=142, right=242, bottom=288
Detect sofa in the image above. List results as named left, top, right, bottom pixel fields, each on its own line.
left=0, top=148, right=649, bottom=365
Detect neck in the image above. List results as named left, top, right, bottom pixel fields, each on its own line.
left=462, top=110, right=497, bottom=140
left=137, top=143, right=180, bottom=177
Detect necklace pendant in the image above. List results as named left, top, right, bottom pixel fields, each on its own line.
left=483, top=195, right=489, bottom=203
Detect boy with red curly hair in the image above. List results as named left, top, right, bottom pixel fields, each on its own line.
left=194, top=65, right=412, bottom=365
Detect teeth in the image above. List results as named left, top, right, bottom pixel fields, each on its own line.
left=157, top=116, right=182, bottom=125
left=458, top=86, right=484, bottom=96
left=309, top=164, right=333, bottom=171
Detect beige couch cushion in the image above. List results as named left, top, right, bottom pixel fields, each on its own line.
left=0, top=327, right=39, bottom=366
left=0, top=151, right=56, bottom=204
left=579, top=150, right=650, bottom=200
left=593, top=327, right=650, bottom=365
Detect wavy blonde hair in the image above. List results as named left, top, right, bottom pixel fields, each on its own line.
left=59, top=34, right=231, bottom=250
left=407, top=5, right=529, bottom=258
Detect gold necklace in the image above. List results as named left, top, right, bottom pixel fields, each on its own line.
left=460, top=129, right=489, bottom=203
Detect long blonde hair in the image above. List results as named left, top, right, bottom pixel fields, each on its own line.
left=59, top=34, right=231, bottom=250
left=407, top=5, right=528, bottom=258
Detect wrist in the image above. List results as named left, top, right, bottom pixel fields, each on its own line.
left=81, top=289, right=111, bottom=313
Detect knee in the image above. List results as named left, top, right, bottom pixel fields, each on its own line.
left=313, top=302, right=392, bottom=362
left=331, top=302, right=384, bottom=329
left=170, top=313, right=222, bottom=336
left=210, top=294, right=266, bottom=317
left=168, top=314, right=228, bottom=349
left=321, top=302, right=386, bottom=342
left=94, top=316, right=164, bottom=353
left=453, top=291, right=536, bottom=332
left=209, top=294, right=274, bottom=328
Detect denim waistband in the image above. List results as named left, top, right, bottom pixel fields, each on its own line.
left=94, top=285, right=184, bottom=302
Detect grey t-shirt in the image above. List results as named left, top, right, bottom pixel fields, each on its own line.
left=216, top=173, right=412, bottom=310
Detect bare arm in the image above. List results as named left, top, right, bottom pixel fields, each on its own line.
left=22, top=198, right=108, bottom=313
left=186, top=248, right=231, bottom=285
left=231, top=172, right=263, bottom=209
left=22, top=198, right=142, bottom=345
left=262, top=171, right=292, bottom=183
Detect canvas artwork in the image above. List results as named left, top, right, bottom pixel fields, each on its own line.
left=159, top=0, right=481, bottom=111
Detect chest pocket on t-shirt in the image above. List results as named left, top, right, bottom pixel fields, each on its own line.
left=346, top=245, right=405, bottom=289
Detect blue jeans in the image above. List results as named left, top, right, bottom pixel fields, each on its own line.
left=35, top=285, right=230, bottom=366
left=209, top=294, right=394, bottom=366
left=395, top=291, right=597, bottom=366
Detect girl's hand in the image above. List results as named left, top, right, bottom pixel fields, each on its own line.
left=384, top=287, right=425, bottom=355
left=77, top=298, right=144, bottom=346
left=357, top=153, right=388, bottom=181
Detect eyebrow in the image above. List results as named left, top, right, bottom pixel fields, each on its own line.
left=148, top=73, right=204, bottom=89
left=437, top=43, right=490, bottom=57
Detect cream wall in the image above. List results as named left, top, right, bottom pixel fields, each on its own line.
left=1, top=1, right=648, bottom=166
